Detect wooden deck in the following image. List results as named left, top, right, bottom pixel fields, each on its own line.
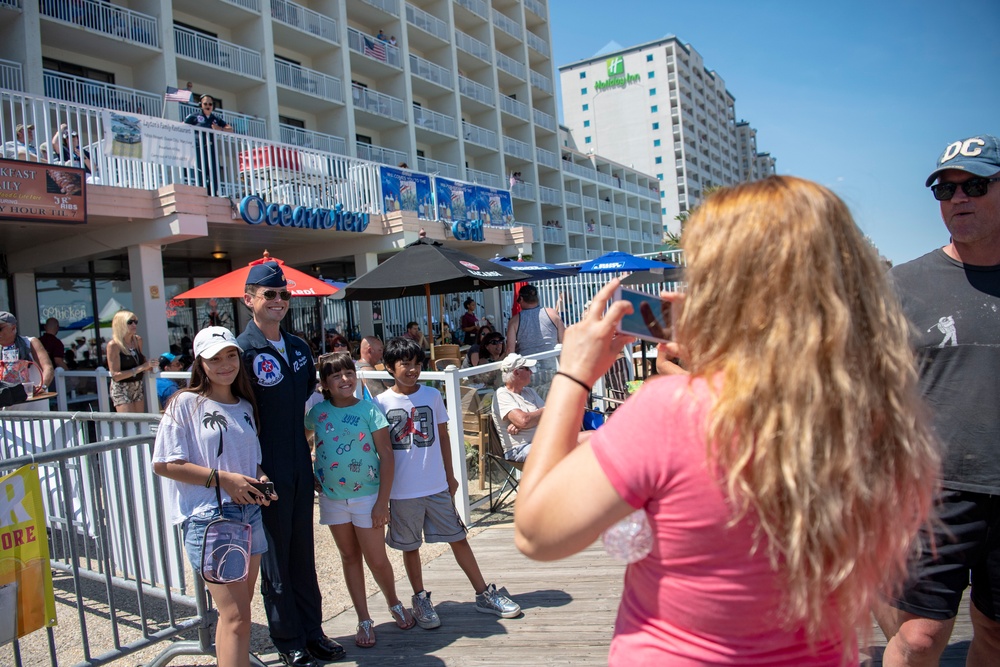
left=254, top=519, right=975, bottom=666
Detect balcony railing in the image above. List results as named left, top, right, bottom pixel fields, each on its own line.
left=532, top=108, right=556, bottom=132
left=530, top=69, right=553, bottom=94
left=348, top=28, right=402, bottom=69
left=503, top=136, right=531, bottom=160
left=44, top=71, right=162, bottom=116
left=405, top=3, right=449, bottom=41
left=455, top=30, right=490, bottom=62
left=270, top=0, right=338, bottom=43
left=566, top=220, right=583, bottom=234
left=542, top=226, right=563, bottom=244
left=224, top=0, right=260, bottom=11
left=581, top=194, right=598, bottom=209
left=174, top=27, right=263, bottom=79
left=524, top=0, right=545, bottom=18
left=511, top=180, right=535, bottom=200
left=568, top=247, right=586, bottom=262
left=491, top=9, right=520, bottom=38
left=535, top=146, right=557, bottom=169
left=409, top=54, right=452, bottom=89
left=455, top=0, right=488, bottom=20
left=0, top=59, right=24, bottom=92
left=466, top=168, right=503, bottom=189
left=564, top=191, right=580, bottom=206
left=601, top=224, right=613, bottom=236
left=279, top=124, right=347, bottom=156
left=412, top=104, right=456, bottom=137
left=416, top=156, right=459, bottom=178
left=179, top=102, right=268, bottom=138
left=275, top=60, right=343, bottom=104
left=356, top=141, right=408, bottom=167
left=495, top=53, right=526, bottom=80
left=526, top=30, right=549, bottom=56
left=359, top=0, right=399, bottom=17
left=0, top=0, right=21, bottom=7
left=41, top=0, right=159, bottom=48
left=539, top=185, right=561, bottom=206
left=563, top=161, right=598, bottom=182
left=499, top=94, right=528, bottom=121
left=458, top=75, right=494, bottom=106
left=352, top=86, right=406, bottom=122
left=599, top=200, right=613, bottom=213
left=462, top=121, right=497, bottom=150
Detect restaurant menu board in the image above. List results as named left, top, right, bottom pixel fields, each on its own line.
left=0, top=158, right=87, bottom=224
left=379, top=166, right=433, bottom=219
left=434, top=177, right=514, bottom=227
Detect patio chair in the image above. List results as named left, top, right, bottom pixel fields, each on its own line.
left=594, top=354, right=632, bottom=412
left=433, top=357, right=462, bottom=371
left=487, top=397, right=525, bottom=512
left=431, top=343, right=460, bottom=361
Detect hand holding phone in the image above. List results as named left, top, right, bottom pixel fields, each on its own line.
left=250, top=481, right=275, bottom=498
left=614, top=287, right=673, bottom=345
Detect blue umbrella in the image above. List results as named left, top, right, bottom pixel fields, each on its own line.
left=490, top=256, right=579, bottom=280
left=579, top=251, right=678, bottom=274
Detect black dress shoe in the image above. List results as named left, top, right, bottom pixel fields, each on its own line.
left=278, top=648, right=318, bottom=667
left=306, top=635, right=346, bottom=662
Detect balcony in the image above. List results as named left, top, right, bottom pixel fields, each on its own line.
left=0, top=0, right=20, bottom=7
left=562, top=160, right=598, bottom=182
left=496, top=53, right=526, bottom=80
left=600, top=224, right=613, bottom=236
left=566, top=220, right=583, bottom=234
left=270, top=0, right=338, bottom=44
left=467, top=168, right=503, bottom=189
left=462, top=121, right=497, bottom=150
left=44, top=71, right=162, bottom=115
left=538, top=185, right=561, bottom=206
left=532, top=108, right=556, bottom=132
left=456, top=30, right=491, bottom=63
left=526, top=30, right=548, bottom=56
left=456, top=0, right=488, bottom=20
left=492, top=9, right=521, bottom=39
left=458, top=75, right=494, bottom=106
left=581, top=194, right=598, bottom=209
left=564, top=191, right=581, bottom=206
left=348, top=28, right=402, bottom=69
left=499, top=94, right=529, bottom=121
left=41, top=0, right=159, bottom=48
left=352, top=86, right=406, bottom=123
left=417, top=156, right=459, bottom=178
left=530, top=69, right=552, bottom=94
left=511, top=180, right=535, bottom=200
left=524, top=0, right=545, bottom=18
left=1, top=59, right=23, bottom=92
left=616, top=228, right=628, bottom=240
left=503, top=136, right=531, bottom=161
left=409, top=54, right=452, bottom=89
left=599, top=199, right=613, bottom=213
left=542, top=226, right=563, bottom=244
left=175, top=27, right=264, bottom=79
left=535, top=147, right=558, bottom=169
left=275, top=60, right=344, bottom=104
left=568, top=247, right=586, bottom=262
left=280, top=124, right=347, bottom=156
left=405, top=3, right=449, bottom=41
left=359, top=0, right=399, bottom=17
left=356, top=141, right=408, bottom=167
left=412, top=104, right=456, bottom=138
left=179, top=102, right=268, bottom=137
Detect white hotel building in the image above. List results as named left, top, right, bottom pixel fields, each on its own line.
left=0, top=0, right=661, bottom=353
left=559, top=36, right=776, bottom=235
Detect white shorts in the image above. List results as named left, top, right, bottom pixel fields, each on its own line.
left=318, top=492, right=378, bottom=528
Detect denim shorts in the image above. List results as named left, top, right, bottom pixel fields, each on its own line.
left=182, top=503, right=267, bottom=572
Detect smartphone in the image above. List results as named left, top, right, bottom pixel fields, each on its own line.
left=250, top=481, right=275, bottom=498
left=614, top=286, right=673, bottom=345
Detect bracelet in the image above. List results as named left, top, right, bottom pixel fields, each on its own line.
left=205, top=468, right=217, bottom=488
left=554, top=371, right=591, bottom=393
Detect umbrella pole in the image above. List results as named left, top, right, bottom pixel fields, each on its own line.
left=438, top=294, right=445, bottom=344
left=425, top=284, right=434, bottom=359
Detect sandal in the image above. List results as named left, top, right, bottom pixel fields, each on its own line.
left=355, top=619, right=375, bottom=648
left=389, top=602, right=416, bottom=629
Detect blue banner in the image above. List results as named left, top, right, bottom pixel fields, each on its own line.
left=380, top=166, right=433, bottom=219
left=434, top=178, right=514, bottom=227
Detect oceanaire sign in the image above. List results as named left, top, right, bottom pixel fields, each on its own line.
left=594, top=56, right=641, bottom=91
left=239, top=195, right=369, bottom=232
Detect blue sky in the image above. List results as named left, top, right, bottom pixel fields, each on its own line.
left=548, top=0, right=1000, bottom=264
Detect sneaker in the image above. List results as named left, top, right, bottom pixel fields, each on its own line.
left=411, top=590, right=441, bottom=629
left=475, top=583, right=521, bottom=618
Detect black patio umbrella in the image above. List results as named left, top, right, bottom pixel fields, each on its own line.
left=337, top=236, right=531, bottom=352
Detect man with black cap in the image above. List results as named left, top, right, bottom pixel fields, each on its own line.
left=0, top=310, right=55, bottom=391
left=237, top=261, right=344, bottom=665
left=876, top=135, right=1000, bottom=665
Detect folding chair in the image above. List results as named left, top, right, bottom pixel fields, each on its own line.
left=487, top=397, right=525, bottom=512
left=593, top=354, right=633, bottom=413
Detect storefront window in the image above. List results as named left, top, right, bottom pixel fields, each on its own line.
left=36, top=277, right=98, bottom=368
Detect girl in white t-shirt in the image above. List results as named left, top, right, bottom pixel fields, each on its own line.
left=153, top=326, right=277, bottom=667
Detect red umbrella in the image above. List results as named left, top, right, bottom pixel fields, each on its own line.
left=174, top=251, right=339, bottom=299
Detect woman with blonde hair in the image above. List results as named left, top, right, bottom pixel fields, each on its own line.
left=514, top=176, right=940, bottom=666
left=106, top=310, right=155, bottom=412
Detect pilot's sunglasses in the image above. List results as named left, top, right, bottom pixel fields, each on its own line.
left=930, top=176, right=1000, bottom=201
left=259, top=289, right=292, bottom=301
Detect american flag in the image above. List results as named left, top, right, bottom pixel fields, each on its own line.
left=165, top=86, right=193, bottom=103
left=363, top=36, right=387, bottom=62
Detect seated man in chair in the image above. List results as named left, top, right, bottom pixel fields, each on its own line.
left=494, top=353, right=545, bottom=463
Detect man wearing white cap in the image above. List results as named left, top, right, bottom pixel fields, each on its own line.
left=494, top=353, right=545, bottom=462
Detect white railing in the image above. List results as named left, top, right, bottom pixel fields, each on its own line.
left=174, top=26, right=264, bottom=79
left=455, top=0, right=488, bottom=19
left=581, top=194, right=598, bottom=209
left=495, top=52, right=526, bottom=80
left=524, top=0, right=545, bottom=18
left=491, top=9, right=520, bottom=38
left=466, top=168, right=503, bottom=189
left=41, top=0, right=159, bottom=47
left=280, top=124, right=347, bottom=155
left=359, top=0, right=399, bottom=16
left=352, top=86, right=406, bottom=122
left=412, top=104, right=456, bottom=137
left=0, top=0, right=21, bottom=8
left=526, top=30, right=549, bottom=56
left=564, top=190, right=581, bottom=206
left=542, top=226, right=562, bottom=243
left=530, top=69, right=553, bottom=94
left=270, top=0, right=338, bottom=43
left=535, top=146, right=558, bottom=169
left=566, top=219, right=583, bottom=234
left=409, top=54, right=452, bottom=89
left=511, top=180, right=535, bottom=200
left=45, top=71, right=162, bottom=116
left=630, top=230, right=642, bottom=242
left=417, top=156, right=459, bottom=178
left=599, top=199, right=613, bottom=213
left=225, top=0, right=260, bottom=11
left=532, top=107, right=556, bottom=132
left=614, top=203, right=626, bottom=215
left=539, top=184, right=561, bottom=205
left=455, top=30, right=491, bottom=62
left=595, top=170, right=614, bottom=186
left=499, top=94, right=528, bottom=120
left=405, top=3, right=449, bottom=41
left=0, top=59, right=22, bottom=92
left=458, top=75, right=494, bottom=106
left=616, top=228, right=628, bottom=240
left=503, top=135, right=531, bottom=160
left=275, top=60, right=344, bottom=103
left=568, top=247, right=586, bottom=262
left=601, top=224, right=614, bottom=236
left=563, top=160, right=598, bottom=181
left=627, top=206, right=639, bottom=218
left=178, top=102, right=268, bottom=138
left=462, top=121, right=497, bottom=150
left=347, top=27, right=402, bottom=69
left=355, top=141, right=409, bottom=167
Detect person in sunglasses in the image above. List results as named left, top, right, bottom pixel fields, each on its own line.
left=877, top=134, right=1000, bottom=665
left=107, top=310, right=156, bottom=412
left=237, top=261, right=345, bottom=666
left=183, top=94, right=232, bottom=196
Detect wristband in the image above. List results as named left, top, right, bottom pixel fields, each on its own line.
left=554, top=371, right=590, bottom=393
left=205, top=468, right=217, bottom=488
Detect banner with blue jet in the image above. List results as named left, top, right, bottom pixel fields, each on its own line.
left=380, top=166, right=433, bottom=219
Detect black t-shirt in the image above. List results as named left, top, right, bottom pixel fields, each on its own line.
left=891, top=248, right=1000, bottom=494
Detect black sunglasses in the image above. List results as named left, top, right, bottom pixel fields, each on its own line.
left=332, top=342, right=348, bottom=348
left=258, top=289, right=292, bottom=301
left=486, top=338, right=503, bottom=345
left=127, top=319, right=138, bottom=325
left=930, top=176, right=1000, bottom=201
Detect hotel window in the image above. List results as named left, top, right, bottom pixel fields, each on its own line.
left=648, top=72, right=655, bottom=79
left=583, top=120, right=590, bottom=127
left=652, top=122, right=659, bottom=130
left=581, top=87, right=587, bottom=95
left=650, top=105, right=658, bottom=113
left=655, top=156, right=662, bottom=164
left=646, top=54, right=653, bottom=62
left=662, top=207, right=667, bottom=214
left=579, top=72, right=586, bottom=79
left=585, top=136, right=592, bottom=144
left=582, top=104, right=588, bottom=111
left=653, top=139, right=661, bottom=147
left=649, top=88, right=656, bottom=96
left=656, top=173, right=663, bottom=180
left=661, top=191, right=666, bottom=197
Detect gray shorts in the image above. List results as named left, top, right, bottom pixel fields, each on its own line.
left=386, top=491, right=466, bottom=551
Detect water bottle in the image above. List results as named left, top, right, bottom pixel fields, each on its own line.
left=602, top=509, right=653, bottom=564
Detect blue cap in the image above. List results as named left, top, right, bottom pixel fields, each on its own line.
left=926, top=134, right=1000, bottom=186
left=246, top=261, right=287, bottom=288
left=159, top=352, right=177, bottom=363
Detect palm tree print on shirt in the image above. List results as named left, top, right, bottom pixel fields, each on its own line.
left=203, top=411, right=229, bottom=432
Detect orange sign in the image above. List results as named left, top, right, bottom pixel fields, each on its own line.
left=0, top=158, right=87, bottom=224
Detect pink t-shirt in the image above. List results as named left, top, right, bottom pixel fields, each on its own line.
left=590, top=375, right=850, bottom=666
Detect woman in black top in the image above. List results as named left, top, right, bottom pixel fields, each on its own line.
left=107, top=310, right=155, bottom=412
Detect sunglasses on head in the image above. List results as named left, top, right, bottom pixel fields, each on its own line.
left=258, top=289, right=292, bottom=301
left=930, top=176, right=1000, bottom=201
left=127, top=319, right=138, bottom=325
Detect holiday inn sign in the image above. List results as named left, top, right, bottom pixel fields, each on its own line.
left=594, top=56, right=641, bottom=91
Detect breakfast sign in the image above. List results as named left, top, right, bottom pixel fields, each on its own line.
left=0, top=158, right=87, bottom=224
